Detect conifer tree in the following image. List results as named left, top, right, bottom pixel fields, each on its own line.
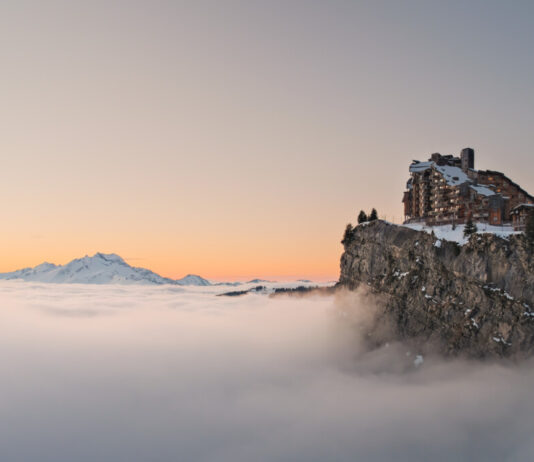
left=369, top=208, right=378, bottom=221
left=357, top=210, right=368, bottom=224
left=341, top=223, right=354, bottom=245
left=463, top=218, right=477, bottom=238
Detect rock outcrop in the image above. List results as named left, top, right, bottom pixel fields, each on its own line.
left=339, top=220, right=534, bottom=358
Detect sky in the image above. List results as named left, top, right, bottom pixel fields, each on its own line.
left=1, top=0, right=533, bottom=280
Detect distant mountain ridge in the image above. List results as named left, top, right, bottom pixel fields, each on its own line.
left=0, top=253, right=211, bottom=286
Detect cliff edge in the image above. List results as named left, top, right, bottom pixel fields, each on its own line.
left=339, top=220, right=534, bottom=358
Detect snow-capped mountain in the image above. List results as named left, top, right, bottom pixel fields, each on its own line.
left=0, top=253, right=211, bottom=286
left=176, top=274, right=211, bottom=286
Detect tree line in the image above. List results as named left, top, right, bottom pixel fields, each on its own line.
left=358, top=208, right=378, bottom=224
left=342, top=208, right=379, bottom=245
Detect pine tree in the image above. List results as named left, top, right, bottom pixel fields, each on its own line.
left=357, top=210, right=368, bottom=224
left=341, top=223, right=354, bottom=245
left=369, top=208, right=378, bottom=221
left=526, top=211, right=534, bottom=245
left=463, top=218, right=478, bottom=238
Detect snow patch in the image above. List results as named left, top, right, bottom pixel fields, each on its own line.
left=483, top=286, right=515, bottom=301
left=413, top=355, right=424, bottom=367
left=470, top=184, right=496, bottom=197
left=434, top=164, right=470, bottom=187
left=403, top=223, right=520, bottom=246
left=492, top=336, right=512, bottom=346
left=393, top=270, right=409, bottom=279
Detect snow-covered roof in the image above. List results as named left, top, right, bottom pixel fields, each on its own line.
left=511, top=203, right=534, bottom=213
left=410, top=160, right=471, bottom=187
left=470, top=184, right=496, bottom=197
left=409, top=161, right=433, bottom=173
left=479, top=170, right=534, bottom=202
left=433, top=165, right=470, bottom=186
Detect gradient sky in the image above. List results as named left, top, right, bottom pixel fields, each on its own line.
left=1, top=0, right=533, bottom=280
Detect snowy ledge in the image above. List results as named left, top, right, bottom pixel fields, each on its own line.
left=402, top=223, right=521, bottom=246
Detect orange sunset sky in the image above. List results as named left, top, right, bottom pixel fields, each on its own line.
left=1, top=1, right=534, bottom=281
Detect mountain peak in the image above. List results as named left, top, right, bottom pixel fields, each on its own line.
left=92, top=253, right=126, bottom=264
left=177, top=274, right=211, bottom=286
left=34, top=262, right=58, bottom=270
left=0, top=254, right=211, bottom=286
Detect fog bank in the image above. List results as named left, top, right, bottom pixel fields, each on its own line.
left=0, top=281, right=533, bottom=461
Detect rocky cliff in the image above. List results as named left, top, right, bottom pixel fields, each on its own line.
left=339, top=220, right=534, bottom=358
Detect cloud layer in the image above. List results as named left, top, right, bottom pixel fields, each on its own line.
left=0, top=281, right=533, bottom=461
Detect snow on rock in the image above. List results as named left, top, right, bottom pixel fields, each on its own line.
left=403, top=223, right=520, bottom=245
left=493, top=336, right=512, bottom=346
left=393, top=270, right=409, bottom=279
left=176, top=274, right=211, bottom=286
left=0, top=253, right=211, bottom=286
left=413, top=355, right=424, bottom=367
left=483, top=285, right=516, bottom=301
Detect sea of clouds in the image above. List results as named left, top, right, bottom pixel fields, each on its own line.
left=0, top=281, right=533, bottom=461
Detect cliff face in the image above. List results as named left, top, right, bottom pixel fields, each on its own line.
left=339, top=221, right=534, bottom=358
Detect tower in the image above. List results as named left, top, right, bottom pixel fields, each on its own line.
left=461, top=148, right=475, bottom=172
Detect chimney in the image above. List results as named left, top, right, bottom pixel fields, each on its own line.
left=461, top=148, right=475, bottom=172
left=430, top=153, right=442, bottom=163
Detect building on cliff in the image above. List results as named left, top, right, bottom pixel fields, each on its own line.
left=511, top=204, right=534, bottom=231
left=402, top=148, right=534, bottom=228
